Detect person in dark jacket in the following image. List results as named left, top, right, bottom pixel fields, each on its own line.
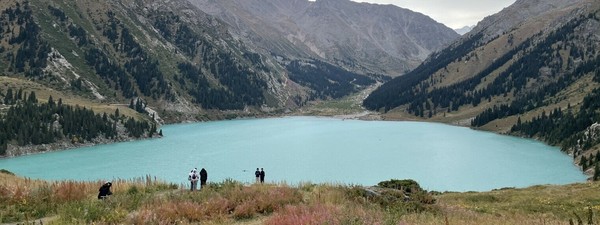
left=199, top=168, right=208, bottom=189
left=255, top=168, right=260, bottom=183
left=260, top=168, right=265, bottom=183
left=98, top=182, right=113, bottom=199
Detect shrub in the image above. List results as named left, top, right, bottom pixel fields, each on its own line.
left=378, top=179, right=422, bottom=193
left=0, top=169, right=15, bottom=175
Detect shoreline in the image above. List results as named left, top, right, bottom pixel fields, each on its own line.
left=0, top=135, right=161, bottom=159
left=1, top=109, right=589, bottom=179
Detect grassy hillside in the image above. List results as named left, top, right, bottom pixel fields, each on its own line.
left=2, top=170, right=600, bottom=224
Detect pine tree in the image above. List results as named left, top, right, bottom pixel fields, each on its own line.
left=594, top=163, right=600, bottom=181
left=16, top=88, right=23, bottom=101
left=48, top=95, right=55, bottom=107
left=4, top=88, right=13, bottom=104
left=27, top=91, right=37, bottom=103
left=581, top=155, right=588, bottom=170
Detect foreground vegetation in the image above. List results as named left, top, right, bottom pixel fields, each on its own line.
left=2, top=170, right=600, bottom=224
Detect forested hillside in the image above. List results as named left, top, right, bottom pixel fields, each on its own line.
left=0, top=89, right=157, bottom=156
left=0, top=0, right=381, bottom=118
left=364, top=0, right=600, bottom=176
left=0, top=0, right=386, bottom=154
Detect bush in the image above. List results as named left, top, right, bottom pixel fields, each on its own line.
left=0, top=169, right=14, bottom=175
left=377, top=179, right=422, bottom=193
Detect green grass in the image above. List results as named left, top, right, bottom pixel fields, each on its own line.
left=300, top=84, right=375, bottom=116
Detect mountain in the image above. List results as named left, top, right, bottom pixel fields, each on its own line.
left=364, top=0, right=600, bottom=174
left=454, top=25, right=474, bottom=35
left=0, top=0, right=287, bottom=155
left=0, top=0, right=287, bottom=113
left=1, top=0, right=446, bottom=117
left=187, top=0, right=460, bottom=76
left=0, top=0, right=411, bottom=155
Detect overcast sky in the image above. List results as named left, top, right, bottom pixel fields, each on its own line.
left=350, top=0, right=517, bottom=29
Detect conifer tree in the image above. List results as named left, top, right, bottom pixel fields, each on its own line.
left=581, top=155, right=588, bottom=170
left=48, top=95, right=55, bottom=107
left=4, top=88, right=13, bottom=104
left=594, top=163, right=600, bottom=181
left=16, top=88, right=23, bottom=100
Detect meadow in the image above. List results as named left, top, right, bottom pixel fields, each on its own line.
left=2, top=169, right=600, bottom=224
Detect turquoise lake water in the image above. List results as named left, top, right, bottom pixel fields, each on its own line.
left=0, top=116, right=587, bottom=191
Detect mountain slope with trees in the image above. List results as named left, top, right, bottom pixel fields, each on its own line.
left=364, top=0, right=600, bottom=177
left=0, top=0, right=386, bottom=118
left=0, top=0, right=395, bottom=155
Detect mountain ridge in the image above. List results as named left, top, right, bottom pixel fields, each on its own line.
left=188, top=0, right=459, bottom=76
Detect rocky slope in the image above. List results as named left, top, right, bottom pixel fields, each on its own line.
left=188, top=0, right=460, bottom=76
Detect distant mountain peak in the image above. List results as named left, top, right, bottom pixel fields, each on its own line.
left=454, top=25, right=475, bottom=35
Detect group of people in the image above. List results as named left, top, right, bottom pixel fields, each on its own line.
left=188, top=168, right=208, bottom=191
left=255, top=168, right=265, bottom=183
left=186, top=167, right=267, bottom=191
left=98, top=166, right=266, bottom=199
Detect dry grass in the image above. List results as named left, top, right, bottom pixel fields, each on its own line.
left=0, top=172, right=175, bottom=223
left=2, top=171, right=599, bottom=225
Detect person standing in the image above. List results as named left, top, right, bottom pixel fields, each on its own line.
left=188, top=168, right=199, bottom=191
left=199, top=168, right=208, bottom=189
left=260, top=168, right=265, bottom=183
left=255, top=168, right=260, bottom=183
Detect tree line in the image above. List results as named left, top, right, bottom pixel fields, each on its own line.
left=0, top=89, right=158, bottom=155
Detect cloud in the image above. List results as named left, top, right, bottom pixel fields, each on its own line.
left=351, top=0, right=516, bottom=29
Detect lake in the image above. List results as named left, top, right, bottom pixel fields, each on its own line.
left=0, top=116, right=586, bottom=191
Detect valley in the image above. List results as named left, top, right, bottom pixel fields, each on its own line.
left=2, top=0, right=600, bottom=224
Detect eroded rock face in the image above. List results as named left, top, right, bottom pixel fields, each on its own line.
left=188, top=0, right=459, bottom=76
